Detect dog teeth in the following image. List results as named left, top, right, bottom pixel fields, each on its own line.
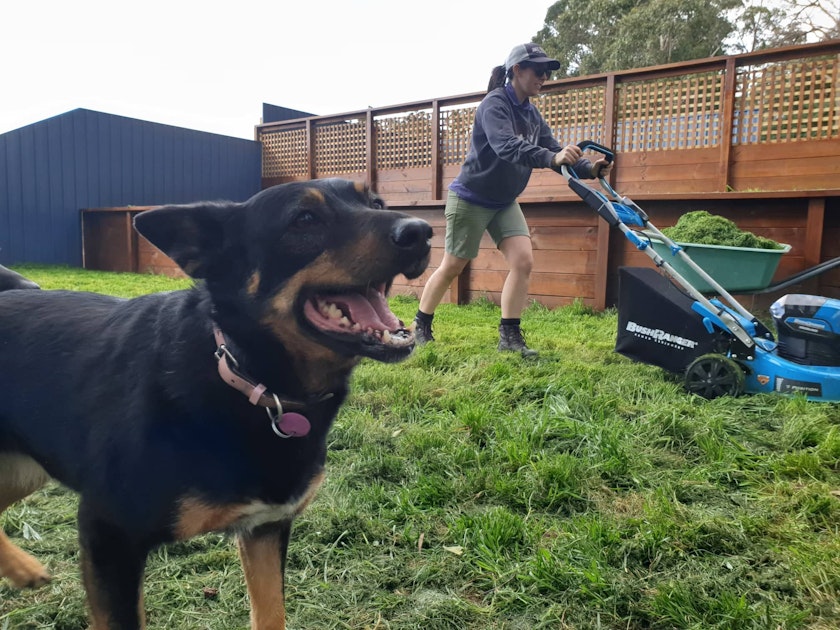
left=317, top=299, right=347, bottom=323
left=371, top=327, right=414, bottom=348
left=313, top=297, right=414, bottom=348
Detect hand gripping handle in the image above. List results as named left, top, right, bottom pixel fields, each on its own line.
left=576, top=140, right=614, bottom=163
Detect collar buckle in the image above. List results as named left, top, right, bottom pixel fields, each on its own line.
left=213, top=327, right=315, bottom=438
left=214, top=342, right=239, bottom=369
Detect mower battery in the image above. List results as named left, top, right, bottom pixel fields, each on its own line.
left=771, top=294, right=840, bottom=366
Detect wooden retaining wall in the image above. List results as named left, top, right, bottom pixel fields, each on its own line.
left=84, top=189, right=840, bottom=312
left=82, top=206, right=185, bottom=278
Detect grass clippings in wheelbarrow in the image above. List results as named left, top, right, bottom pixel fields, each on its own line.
left=662, top=210, right=785, bottom=250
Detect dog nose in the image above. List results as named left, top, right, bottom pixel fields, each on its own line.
left=390, top=217, right=432, bottom=279
left=390, top=218, right=432, bottom=253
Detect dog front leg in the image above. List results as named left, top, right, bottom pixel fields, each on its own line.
left=78, top=503, right=148, bottom=630
left=237, top=520, right=292, bottom=630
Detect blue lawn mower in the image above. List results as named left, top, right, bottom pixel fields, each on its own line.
left=559, top=141, right=840, bottom=401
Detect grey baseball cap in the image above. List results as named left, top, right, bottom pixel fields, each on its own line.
left=504, top=43, right=561, bottom=72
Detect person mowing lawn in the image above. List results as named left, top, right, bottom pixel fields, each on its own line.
left=413, top=43, right=611, bottom=357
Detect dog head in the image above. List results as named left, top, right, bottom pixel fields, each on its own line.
left=134, top=179, right=431, bottom=366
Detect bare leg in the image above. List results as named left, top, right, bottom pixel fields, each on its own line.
left=418, top=252, right=470, bottom=315
left=498, top=235, right=534, bottom=319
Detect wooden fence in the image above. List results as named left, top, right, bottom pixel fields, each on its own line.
left=258, top=41, right=839, bottom=196
left=254, top=41, right=840, bottom=311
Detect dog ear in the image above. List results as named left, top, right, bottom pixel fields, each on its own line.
left=134, top=203, right=240, bottom=279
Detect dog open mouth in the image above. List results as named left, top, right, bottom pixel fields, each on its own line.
left=301, top=283, right=416, bottom=361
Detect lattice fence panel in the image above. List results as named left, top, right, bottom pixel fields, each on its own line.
left=615, top=71, right=724, bottom=151
left=260, top=127, right=307, bottom=178
left=535, top=85, right=607, bottom=146
left=314, top=120, right=366, bottom=175
left=440, top=105, right=478, bottom=166
left=734, top=55, right=839, bottom=144
left=375, top=111, right=434, bottom=169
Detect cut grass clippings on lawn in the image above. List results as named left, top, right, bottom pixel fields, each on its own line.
left=2, top=265, right=839, bottom=629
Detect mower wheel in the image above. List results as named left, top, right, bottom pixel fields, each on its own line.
left=684, top=354, right=745, bottom=399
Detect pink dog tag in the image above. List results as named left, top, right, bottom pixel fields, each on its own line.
left=275, top=412, right=311, bottom=437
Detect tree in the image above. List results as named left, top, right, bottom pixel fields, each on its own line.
left=534, top=0, right=625, bottom=77
left=534, top=0, right=838, bottom=77
left=535, top=0, right=739, bottom=76
left=611, top=0, right=740, bottom=67
left=729, top=0, right=839, bottom=52
left=782, top=0, right=839, bottom=41
left=730, top=2, right=805, bottom=52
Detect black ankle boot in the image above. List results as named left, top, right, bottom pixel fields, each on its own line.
left=413, top=316, right=434, bottom=345
left=498, top=324, right=538, bottom=358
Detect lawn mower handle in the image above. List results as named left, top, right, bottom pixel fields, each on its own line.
left=577, top=140, right=614, bottom=163
left=553, top=141, right=628, bottom=226
left=551, top=141, right=616, bottom=181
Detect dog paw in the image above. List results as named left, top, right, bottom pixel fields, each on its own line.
left=0, top=549, right=52, bottom=589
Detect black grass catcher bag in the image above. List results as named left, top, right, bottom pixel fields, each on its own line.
left=615, top=267, right=723, bottom=374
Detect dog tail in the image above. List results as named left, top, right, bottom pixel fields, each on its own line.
left=0, top=265, right=40, bottom=291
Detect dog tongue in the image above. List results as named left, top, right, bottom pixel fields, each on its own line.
left=337, top=289, right=401, bottom=330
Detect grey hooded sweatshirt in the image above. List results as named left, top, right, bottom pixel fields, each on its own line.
left=449, top=84, right=593, bottom=208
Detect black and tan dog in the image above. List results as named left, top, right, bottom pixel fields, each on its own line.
left=0, top=179, right=431, bottom=629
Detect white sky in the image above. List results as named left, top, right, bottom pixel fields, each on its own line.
left=1, top=0, right=554, bottom=140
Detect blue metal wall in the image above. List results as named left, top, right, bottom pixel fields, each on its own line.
left=0, top=108, right=261, bottom=266
left=262, top=103, right=315, bottom=123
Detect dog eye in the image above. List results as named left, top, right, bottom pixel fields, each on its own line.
left=292, top=210, right=320, bottom=228
left=370, top=198, right=385, bottom=210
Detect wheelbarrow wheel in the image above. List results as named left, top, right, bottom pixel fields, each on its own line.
left=684, top=354, right=745, bottom=399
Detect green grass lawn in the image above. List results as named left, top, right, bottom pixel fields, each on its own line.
left=2, top=266, right=839, bottom=629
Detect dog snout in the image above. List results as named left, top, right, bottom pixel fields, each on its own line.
left=389, top=217, right=431, bottom=279
left=390, top=218, right=432, bottom=253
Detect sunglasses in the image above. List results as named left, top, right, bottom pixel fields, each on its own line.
left=522, top=62, right=553, bottom=78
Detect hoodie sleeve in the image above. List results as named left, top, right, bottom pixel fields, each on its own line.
left=477, top=94, right=558, bottom=169
left=571, top=157, right=595, bottom=179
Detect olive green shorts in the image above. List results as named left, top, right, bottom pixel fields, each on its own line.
left=444, top=191, right=530, bottom=259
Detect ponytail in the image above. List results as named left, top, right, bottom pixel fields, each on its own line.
left=487, top=65, right=507, bottom=93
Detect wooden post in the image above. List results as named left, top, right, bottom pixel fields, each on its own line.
left=718, top=57, right=737, bottom=192
left=366, top=109, right=377, bottom=191
left=124, top=211, right=138, bottom=273
left=593, top=74, right=617, bottom=311
left=306, top=119, right=316, bottom=180
left=451, top=261, right=471, bottom=305
left=602, top=74, right=616, bottom=156
left=593, top=222, right=611, bottom=311
left=431, top=99, right=442, bottom=200
left=805, top=197, right=826, bottom=294
left=804, top=197, right=825, bottom=267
